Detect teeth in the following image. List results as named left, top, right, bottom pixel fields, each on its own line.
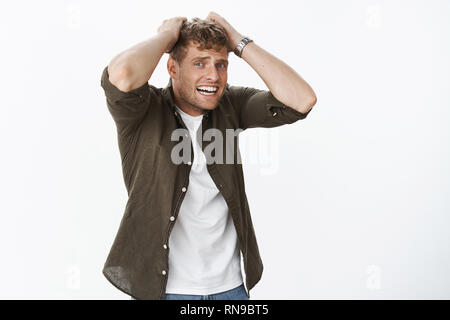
left=198, top=90, right=215, bottom=95
left=197, top=86, right=217, bottom=92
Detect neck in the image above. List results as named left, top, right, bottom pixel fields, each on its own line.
left=175, top=100, right=204, bottom=117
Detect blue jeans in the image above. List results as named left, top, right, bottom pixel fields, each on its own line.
left=130, top=283, right=249, bottom=300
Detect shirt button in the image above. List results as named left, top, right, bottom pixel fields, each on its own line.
left=272, top=112, right=277, bottom=116
left=182, top=187, right=187, bottom=192
left=169, top=216, right=175, bottom=221
left=174, top=111, right=178, bottom=116
left=162, top=270, right=167, bottom=276
left=187, top=161, right=192, bottom=166
left=163, top=244, right=168, bottom=250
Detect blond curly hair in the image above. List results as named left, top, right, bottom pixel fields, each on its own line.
left=169, top=17, right=230, bottom=63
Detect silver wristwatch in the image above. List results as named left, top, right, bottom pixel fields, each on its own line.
left=233, top=37, right=253, bottom=58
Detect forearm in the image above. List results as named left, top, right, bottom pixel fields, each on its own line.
left=241, top=41, right=317, bottom=114
left=108, top=31, right=175, bottom=91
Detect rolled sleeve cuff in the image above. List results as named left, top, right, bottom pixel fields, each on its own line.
left=100, top=66, right=150, bottom=103
left=265, top=91, right=312, bottom=123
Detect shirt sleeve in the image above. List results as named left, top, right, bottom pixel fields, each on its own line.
left=228, top=85, right=312, bottom=131
left=100, top=65, right=154, bottom=136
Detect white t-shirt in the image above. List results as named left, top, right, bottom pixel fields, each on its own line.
left=165, top=105, right=243, bottom=295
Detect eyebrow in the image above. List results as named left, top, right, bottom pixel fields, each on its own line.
left=191, top=56, right=228, bottom=65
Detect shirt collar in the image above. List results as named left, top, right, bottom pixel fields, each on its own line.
left=163, top=77, right=177, bottom=113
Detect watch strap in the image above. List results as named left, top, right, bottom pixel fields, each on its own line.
left=233, top=37, right=253, bottom=58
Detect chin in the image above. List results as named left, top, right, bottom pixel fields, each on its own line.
left=203, top=103, right=221, bottom=111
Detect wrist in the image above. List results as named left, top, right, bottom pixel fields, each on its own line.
left=156, top=31, right=179, bottom=52
left=233, top=36, right=253, bottom=58
left=231, top=34, right=245, bottom=49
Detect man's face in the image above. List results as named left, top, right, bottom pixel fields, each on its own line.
left=169, top=42, right=229, bottom=116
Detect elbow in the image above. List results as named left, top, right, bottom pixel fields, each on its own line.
left=107, top=64, right=134, bottom=92
left=308, top=95, right=317, bottom=109
left=297, top=95, right=317, bottom=114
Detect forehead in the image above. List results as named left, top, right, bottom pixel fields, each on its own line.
left=184, top=42, right=228, bottom=61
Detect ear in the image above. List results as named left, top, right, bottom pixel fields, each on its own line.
left=167, top=56, right=178, bottom=80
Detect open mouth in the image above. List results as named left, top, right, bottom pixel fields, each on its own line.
left=196, top=86, right=218, bottom=97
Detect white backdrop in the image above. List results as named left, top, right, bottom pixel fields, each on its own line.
left=1, top=0, right=449, bottom=299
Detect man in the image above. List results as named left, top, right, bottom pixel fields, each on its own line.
left=100, top=12, right=317, bottom=300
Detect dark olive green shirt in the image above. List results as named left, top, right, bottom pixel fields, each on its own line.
left=100, top=65, right=312, bottom=300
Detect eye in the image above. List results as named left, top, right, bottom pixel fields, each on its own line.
left=217, top=63, right=226, bottom=68
left=194, top=62, right=202, bottom=67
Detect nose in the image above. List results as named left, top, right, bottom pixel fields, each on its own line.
left=205, top=64, right=219, bottom=82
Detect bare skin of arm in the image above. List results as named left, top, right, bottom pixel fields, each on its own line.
left=206, top=12, right=317, bottom=114
left=107, top=17, right=187, bottom=92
